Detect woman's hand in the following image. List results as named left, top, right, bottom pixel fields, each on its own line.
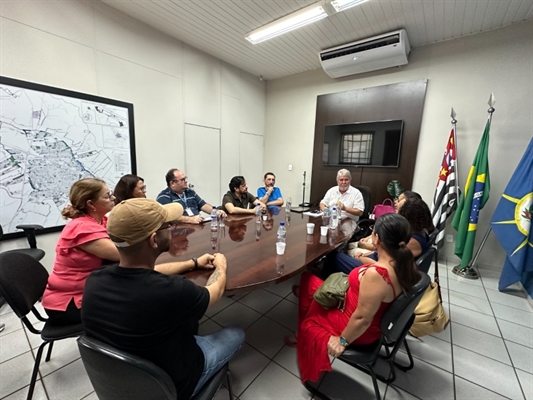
left=327, top=336, right=346, bottom=358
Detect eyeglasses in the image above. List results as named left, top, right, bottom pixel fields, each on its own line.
left=157, top=222, right=178, bottom=232
left=171, top=177, right=187, bottom=183
left=102, top=191, right=114, bottom=199
left=140, top=185, right=147, bottom=191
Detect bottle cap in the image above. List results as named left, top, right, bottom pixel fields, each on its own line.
left=280, top=222, right=285, bottom=226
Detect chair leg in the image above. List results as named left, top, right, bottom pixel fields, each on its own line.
left=393, top=338, right=415, bottom=372
left=226, top=369, right=234, bottom=400
left=45, top=341, right=54, bottom=362
left=368, top=366, right=382, bottom=400
left=27, top=341, right=48, bottom=400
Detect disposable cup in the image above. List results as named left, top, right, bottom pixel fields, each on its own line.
left=276, top=242, right=286, bottom=255
left=306, top=223, right=315, bottom=235
left=320, top=226, right=328, bottom=236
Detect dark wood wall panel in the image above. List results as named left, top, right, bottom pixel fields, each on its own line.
left=310, top=80, right=427, bottom=207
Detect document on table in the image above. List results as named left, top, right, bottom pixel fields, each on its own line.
left=303, top=211, right=323, bottom=217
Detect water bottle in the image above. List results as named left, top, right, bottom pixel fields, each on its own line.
left=255, top=202, right=262, bottom=223
left=330, top=206, right=338, bottom=229
left=210, top=229, right=218, bottom=250
left=210, top=207, right=218, bottom=232
left=218, top=208, right=225, bottom=227
left=255, top=223, right=261, bottom=241
left=277, top=221, right=286, bottom=243
left=286, top=196, right=292, bottom=213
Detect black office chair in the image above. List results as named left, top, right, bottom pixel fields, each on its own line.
left=415, top=247, right=437, bottom=274
left=354, top=185, right=372, bottom=220
left=0, top=252, right=84, bottom=400
left=78, top=335, right=234, bottom=400
left=0, top=224, right=45, bottom=261
left=305, top=272, right=430, bottom=400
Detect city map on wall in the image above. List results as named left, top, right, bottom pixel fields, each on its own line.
left=0, top=76, right=136, bottom=238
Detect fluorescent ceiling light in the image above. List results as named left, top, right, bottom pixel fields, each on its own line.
left=245, top=2, right=328, bottom=45
left=330, top=0, right=369, bottom=12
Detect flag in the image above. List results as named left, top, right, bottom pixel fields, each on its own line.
left=490, top=138, right=533, bottom=292
left=452, top=117, right=491, bottom=268
left=431, top=127, right=458, bottom=248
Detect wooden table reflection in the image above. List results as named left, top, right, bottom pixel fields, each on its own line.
left=156, top=208, right=357, bottom=292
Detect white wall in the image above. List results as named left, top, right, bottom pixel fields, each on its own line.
left=264, top=20, right=533, bottom=269
left=0, top=0, right=265, bottom=270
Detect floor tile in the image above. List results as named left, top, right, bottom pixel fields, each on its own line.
left=227, top=343, right=270, bottom=397
left=239, top=362, right=309, bottom=400
left=498, top=319, right=533, bottom=348
left=397, top=334, right=453, bottom=373
left=81, top=392, right=99, bottom=400
left=264, top=299, right=298, bottom=331
left=245, top=316, right=292, bottom=359
left=238, top=289, right=283, bottom=314
left=1, top=381, right=47, bottom=400
left=42, top=359, right=93, bottom=400
left=486, top=288, right=532, bottom=311
left=199, top=318, right=224, bottom=336
left=25, top=322, right=45, bottom=350
left=452, top=323, right=510, bottom=365
left=506, top=341, right=533, bottom=374
left=213, top=385, right=232, bottom=400
left=450, top=304, right=500, bottom=337
left=448, top=290, right=493, bottom=315
left=37, top=337, right=81, bottom=377
left=492, top=302, right=533, bottom=328
left=0, top=303, right=13, bottom=316
left=263, top=279, right=294, bottom=298
left=429, top=323, right=451, bottom=342
left=0, top=352, right=39, bottom=399
left=453, top=345, right=523, bottom=399
left=205, top=295, right=236, bottom=318
left=384, top=384, right=421, bottom=400
left=0, top=312, right=23, bottom=338
left=391, top=357, right=454, bottom=399
left=454, top=376, right=509, bottom=400
left=0, top=330, right=32, bottom=363
left=447, top=271, right=483, bottom=286
left=211, top=302, right=262, bottom=330
left=272, top=345, right=299, bottom=378
left=448, top=279, right=487, bottom=300
left=516, top=369, right=533, bottom=400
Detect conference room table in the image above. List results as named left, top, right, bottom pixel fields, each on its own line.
left=156, top=208, right=358, bottom=293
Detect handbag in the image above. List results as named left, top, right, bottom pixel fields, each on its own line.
left=313, top=272, right=349, bottom=311
left=409, top=256, right=450, bottom=337
left=372, top=198, right=396, bottom=220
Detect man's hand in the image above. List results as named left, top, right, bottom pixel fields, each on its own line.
left=327, top=336, right=346, bottom=358
left=197, top=253, right=215, bottom=269
left=180, top=215, right=204, bottom=225
left=216, top=209, right=227, bottom=218
left=212, top=253, right=227, bottom=272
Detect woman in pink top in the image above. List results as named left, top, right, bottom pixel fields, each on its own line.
left=42, top=178, right=119, bottom=324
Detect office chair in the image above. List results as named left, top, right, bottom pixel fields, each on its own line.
left=304, top=272, right=430, bottom=400
left=78, top=335, right=234, bottom=400
left=415, top=247, right=437, bottom=274
left=0, top=224, right=45, bottom=261
left=354, top=185, right=372, bottom=220
left=0, top=252, right=84, bottom=400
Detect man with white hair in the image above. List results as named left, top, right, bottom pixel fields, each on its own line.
left=319, top=168, right=365, bottom=221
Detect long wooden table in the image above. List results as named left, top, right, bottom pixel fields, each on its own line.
left=156, top=208, right=357, bottom=292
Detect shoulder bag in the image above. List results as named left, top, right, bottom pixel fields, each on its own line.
left=372, top=198, right=396, bottom=220
left=313, top=272, right=349, bottom=311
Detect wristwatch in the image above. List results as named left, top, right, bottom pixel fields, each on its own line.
left=192, top=257, right=198, bottom=269
left=339, top=336, right=348, bottom=347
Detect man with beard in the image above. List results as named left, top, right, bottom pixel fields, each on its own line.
left=221, top=175, right=266, bottom=214
left=319, top=168, right=365, bottom=221
left=81, top=198, right=244, bottom=400
left=257, top=172, right=284, bottom=206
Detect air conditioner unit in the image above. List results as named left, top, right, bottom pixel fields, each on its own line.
left=319, top=29, right=410, bottom=78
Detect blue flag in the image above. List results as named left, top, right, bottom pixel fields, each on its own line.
left=490, top=138, right=533, bottom=292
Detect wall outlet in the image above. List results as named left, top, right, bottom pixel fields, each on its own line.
left=288, top=164, right=293, bottom=171
left=446, top=234, right=454, bottom=243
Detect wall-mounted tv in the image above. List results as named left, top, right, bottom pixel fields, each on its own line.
left=323, top=120, right=403, bottom=168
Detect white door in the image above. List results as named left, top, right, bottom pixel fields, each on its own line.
left=239, top=132, right=263, bottom=197
left=184, top=124, right=221, bottom=211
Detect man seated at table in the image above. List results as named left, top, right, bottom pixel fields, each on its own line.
left=257, top=172, right=284, bottom=206
left=156, top=168, right=226, bottom=224
left=221, top=176, right=266, bottom=215
left=319, top=168, right=365, bottom=221
left=81, top=198, right=245, bottom=400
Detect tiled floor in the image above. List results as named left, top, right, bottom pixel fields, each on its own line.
left=1, top=259, right=532, bottom=399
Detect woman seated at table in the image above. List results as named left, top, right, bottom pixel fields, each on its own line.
left=42, top=178, right=119, bottom=324
left=297, top=213, right=420, bottom=383
left=113, top=174, right=147, bottom=204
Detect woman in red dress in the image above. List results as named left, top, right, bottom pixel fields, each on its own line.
left=297, top=213, right=420, bottom=383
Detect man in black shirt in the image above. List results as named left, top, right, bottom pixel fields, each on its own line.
left=82, top=199, right=244, bottom=399
left=221, top=175, right=266, bottom=215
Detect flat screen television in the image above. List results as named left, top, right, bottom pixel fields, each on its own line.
left=323, top=120, right=403, bottom=168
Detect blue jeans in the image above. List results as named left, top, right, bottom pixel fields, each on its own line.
left=192, top=325, right=245, bottom=396
left=322, top=251, right=379, bottom=279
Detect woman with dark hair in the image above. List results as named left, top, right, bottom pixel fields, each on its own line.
left=296, top=213, right=420, bottom=382
left=114, top=174, right=146, bottom=204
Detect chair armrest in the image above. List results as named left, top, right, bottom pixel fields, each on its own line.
left=16, top=225, right=44, bottom=249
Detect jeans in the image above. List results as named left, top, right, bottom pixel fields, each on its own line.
left=191, top=325, right=245, bottom=396
left=322, top=251, right=378, bottom=279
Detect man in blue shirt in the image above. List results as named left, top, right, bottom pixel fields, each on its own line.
left=156, top=168, right=226, bottom=224
left=257, top=172, right=284, bottom=206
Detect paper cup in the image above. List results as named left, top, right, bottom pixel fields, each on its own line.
left=306, top=223, right=315, bottom=234
left=320, top=225, right=328, bottom=236
left=276, top=242, right=286, bottom=255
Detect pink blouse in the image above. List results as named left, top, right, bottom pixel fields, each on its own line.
left=42, top=215, right=109, bottom=311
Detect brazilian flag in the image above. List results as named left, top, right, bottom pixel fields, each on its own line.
left=491, top=138, right=533, bottom=292
left=452, top=118, right=491, bottom=269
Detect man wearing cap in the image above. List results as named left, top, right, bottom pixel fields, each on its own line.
left=81, top=199, right=245, bottom=400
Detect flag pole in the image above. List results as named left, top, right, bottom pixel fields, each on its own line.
left=451, top=108, right=459, bottom=200
left=452, top=94, right=495, bottom=279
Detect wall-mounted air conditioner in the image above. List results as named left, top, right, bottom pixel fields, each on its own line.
left=319, top=29, right=411, bottom=78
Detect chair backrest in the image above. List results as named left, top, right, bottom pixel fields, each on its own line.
left=0, top=252, right=49, bottom=319
left=77, top=335, right=177, bottom=400
left=415, top=247, right=437, bottom=274
left=354, top=185, right=372, bottom=220
left=427, top=229, right=438, bottom=246
left=380, top=272, right=430, bottom=342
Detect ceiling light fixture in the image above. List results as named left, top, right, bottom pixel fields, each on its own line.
left=330, top=0, right=369, bottom=13
left=245, top=2, right=328, bottom=45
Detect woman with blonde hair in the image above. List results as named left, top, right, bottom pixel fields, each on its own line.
left=42, top=178, right=119, bottom=324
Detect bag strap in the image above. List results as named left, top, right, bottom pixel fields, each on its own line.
left=383, top=198, right=394, bottom=206
left=433, top=248, right=443, bottom=303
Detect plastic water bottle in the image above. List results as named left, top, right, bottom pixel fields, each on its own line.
left=286, top=196, right=292, bottom=213
left=255, top=203, right=262, bottom=224
left=277, top=221, right=286, bottom=243
left=330, top=207, right=338, bottom=229
left=210, top=229, right=218, bottom=250
left=255, top=223, right=261, bottom=241
left=210, top=207, right=218, bottom=231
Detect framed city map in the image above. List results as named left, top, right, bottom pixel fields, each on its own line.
left=0, top=76, right=136, bottom=239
